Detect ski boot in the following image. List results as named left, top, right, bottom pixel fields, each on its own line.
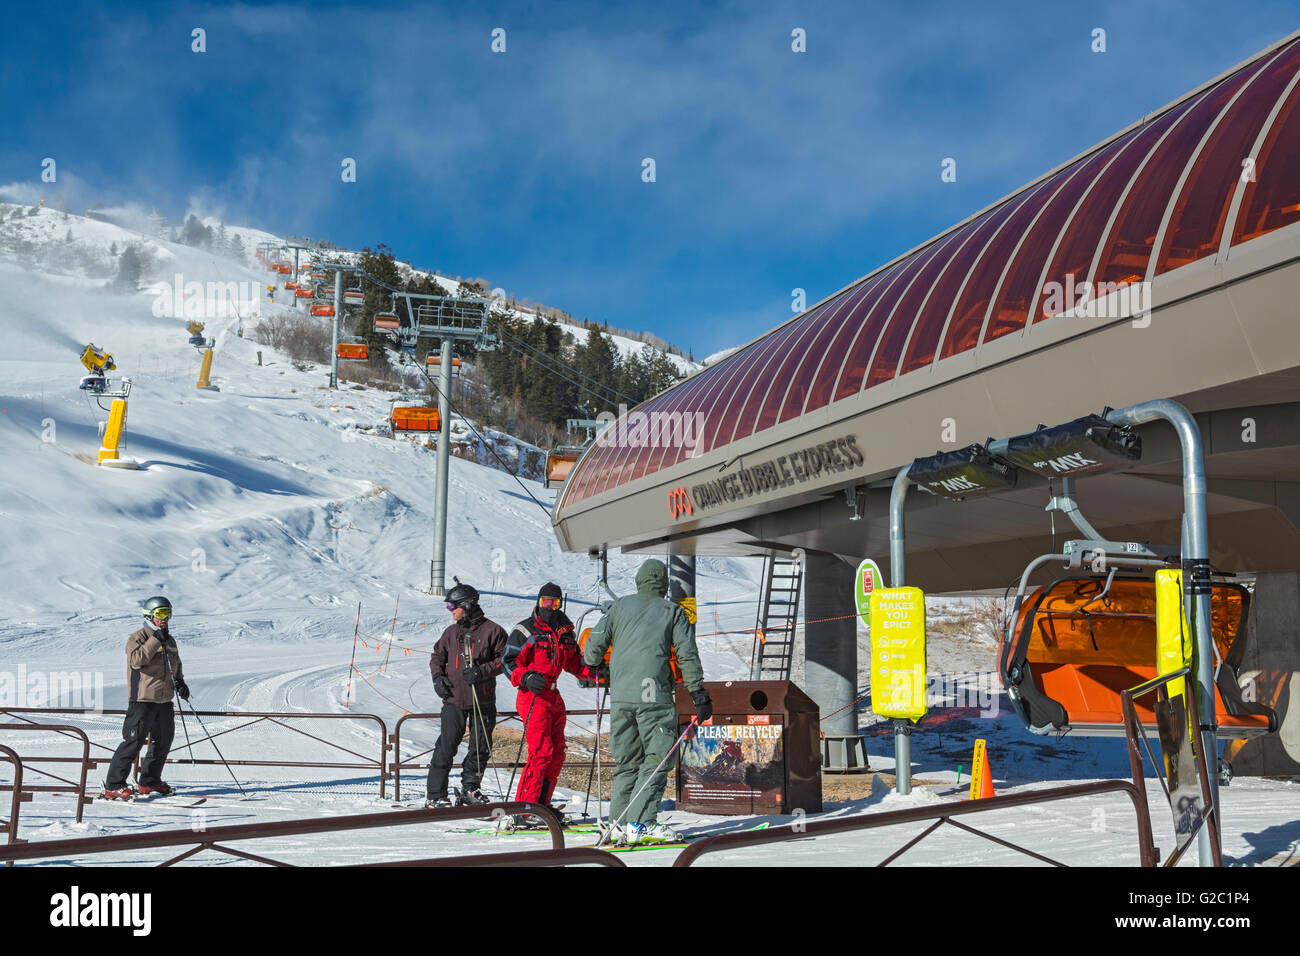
left=458, top=788, right=491, bottom=806
left=621, top=822, right=649, bottom=845
left=642, top=823, right=683, bottom=844
left=595, top=821, right=623, bottom=846
left=101, top=785, right=136, bottom=802
left=136, top=782, right=173, bottom=798
left=495, top=813, right=544, bottom=832
left=426, top=795, right=455, bottom=809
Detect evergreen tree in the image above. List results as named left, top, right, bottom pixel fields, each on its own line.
left=357, top=244, right=402, bottom=344
left=181, top=214, right=212, bottom=248
left=574, top=326, right=619, bottom=416
left=116, top=245, right=142, bottom=290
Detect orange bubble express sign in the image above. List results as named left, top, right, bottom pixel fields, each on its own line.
left=868, top=587, right=928, bottom=721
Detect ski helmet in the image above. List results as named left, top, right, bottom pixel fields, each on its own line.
left=142, top=595, right=173, bottom=620
left=445, top=583, right=479, bottom=611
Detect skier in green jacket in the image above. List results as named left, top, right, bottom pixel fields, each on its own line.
left=584, top=558, right=712, bottom=845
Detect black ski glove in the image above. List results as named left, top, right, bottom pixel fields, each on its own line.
left=462, top=664, right=484, bottom=684
left=596, top=664, right=610, bottom=685
left=433, top=675, right=452, bottom=700
left=175, top=679, right=190, bottom=702
left=690, top=689, right=713, bottom=723
left=521, top=670, right=547, bottom=694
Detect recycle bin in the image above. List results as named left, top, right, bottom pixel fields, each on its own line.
left=675, top=680, right=821, bottom=815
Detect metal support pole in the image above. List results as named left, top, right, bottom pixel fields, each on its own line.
left=329, top=270, right=341, bottom=389
left=1056, top=476, right=1106, bottom=541
left=667, top=549, right=696, bottom=604
left=1103, top=399, right=1218, bottom=867
left=430, top=338, right=454, bottom=595
left=889, top=468, right=910, bottom=590
left=888, top=466, right=913, bottom=794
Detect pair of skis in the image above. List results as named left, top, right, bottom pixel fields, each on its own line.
left=98, top=786, right=209, bottom=808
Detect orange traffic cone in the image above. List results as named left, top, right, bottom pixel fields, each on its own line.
left=969, top=738, right=995, bottom=800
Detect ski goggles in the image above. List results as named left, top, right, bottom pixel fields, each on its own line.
left=444, top=602, right=458, bottom=612
left=538, top=597, right=561, bottom=609
left=150, top=607, right=173, bottom=620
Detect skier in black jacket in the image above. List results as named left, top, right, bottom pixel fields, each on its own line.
left=426, top=583, right=508, bottom=807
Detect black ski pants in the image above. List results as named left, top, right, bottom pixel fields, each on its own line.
left=426, top=701, right=495, bottom=799
left=105, top=701, right=175, bottom=788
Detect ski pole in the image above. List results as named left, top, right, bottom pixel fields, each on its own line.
left=163, top=639, right=248, bottom=799
left=465, top=637, right=503, bottom=799
left=597, top=716, right=699, bottom=847
left=161, top=647, right=195, bottom=766
left=583, top=683, right=608, bottom=817
left=506, top=692, right=537, bottom=801
left=182, top=701, right=249, bottom=798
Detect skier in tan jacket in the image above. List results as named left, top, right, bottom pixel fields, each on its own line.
left=102, top=596, right=190, bottom=800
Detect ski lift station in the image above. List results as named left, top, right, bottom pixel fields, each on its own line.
left=551, top=30, right=1300, bottom=852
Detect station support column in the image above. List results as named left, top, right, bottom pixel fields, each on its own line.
left=668, top=548, right=696, bottom=611
left=804, top=551, right=868, bottom=772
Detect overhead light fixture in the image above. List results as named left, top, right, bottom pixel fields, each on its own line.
left=907, top=444, right=1018, bottom=501
left=1001, top=413, right=1141, bottom=479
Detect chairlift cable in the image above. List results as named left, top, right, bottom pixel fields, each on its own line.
left=491, top=335, right=629, bottom=410
left=488, top=321, right=636, bottom=406
left=411, top=362, right=556, bottom=521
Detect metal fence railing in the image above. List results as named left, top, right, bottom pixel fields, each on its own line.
left=673, top=780, right=1159, bottom=867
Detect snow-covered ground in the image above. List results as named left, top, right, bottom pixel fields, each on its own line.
left=0, top=205, right=1295, bottom=868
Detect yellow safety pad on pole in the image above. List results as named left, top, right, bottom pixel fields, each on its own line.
left=98, top=400, right=127, bottom=464
left=196, top=348, right=214, bottom=388
left=677, top=596, right=697, bottom=625
left=1155, top=569, right=1193, bottom=703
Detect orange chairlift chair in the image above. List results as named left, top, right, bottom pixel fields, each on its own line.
left=902, top=412, right=1278, bottom=744
left=310, top=303, right=335, bottom=318
left=336, top=339, right=369, bottom=361
left=425, top=354, right=462, bottom=375
left=390, top=404, right=440, bottom=433
left=999, top=571, right=1277, bottom=739
left=544, top=445, right=585, bottom=489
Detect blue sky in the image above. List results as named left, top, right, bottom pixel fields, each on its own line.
left=2, top=1, right=1296, bottom=356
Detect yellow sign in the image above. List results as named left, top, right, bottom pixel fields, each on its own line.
left=1155, top=569, right=1192, bottom=703
left=970, top=739, right=987, bottom=799
left=869, top=586, right=927, bottom=721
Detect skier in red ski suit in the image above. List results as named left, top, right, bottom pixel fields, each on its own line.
left=505, top=583, right=595, bottom=810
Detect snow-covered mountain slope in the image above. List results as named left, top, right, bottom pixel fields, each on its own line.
left=0, top=203, right=755, bottom=638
